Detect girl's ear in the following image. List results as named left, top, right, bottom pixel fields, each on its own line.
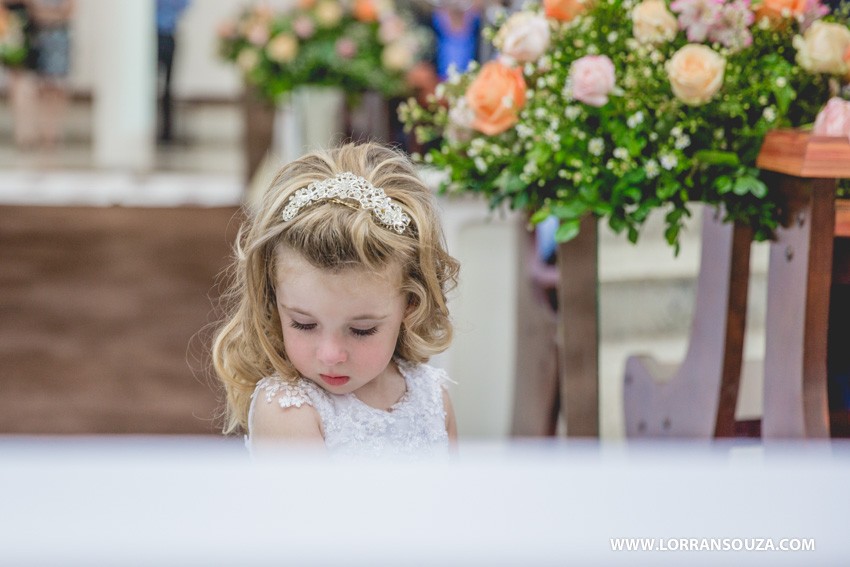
left=404, top=291, right=419, bottom=316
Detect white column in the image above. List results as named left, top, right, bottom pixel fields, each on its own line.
left=92, top=0, right=155, bottom=170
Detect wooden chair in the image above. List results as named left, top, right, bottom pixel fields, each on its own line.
left=624, top=207, right=753, bottom=437
left=624, top=131, right=850, bottom=439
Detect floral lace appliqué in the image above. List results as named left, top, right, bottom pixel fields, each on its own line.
left=248, top=362, right=452, bottom=458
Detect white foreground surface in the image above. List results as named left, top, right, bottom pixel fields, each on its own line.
left=1, top=437, right=846, bottom=566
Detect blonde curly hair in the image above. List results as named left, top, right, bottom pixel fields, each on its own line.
left=212, top=142, right=459, bottom=434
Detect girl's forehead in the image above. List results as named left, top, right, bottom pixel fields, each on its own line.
left=274, top=247, right=403, bottom=289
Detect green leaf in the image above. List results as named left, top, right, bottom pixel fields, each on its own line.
left=693, top=150, right=740, bottom=167
left=733, top=176, right=765, bottom=196
left=714, top=175, right=733, bottom=195
left=555, top=219, right=581, bottom=242
left=494, top=169, right=526, bottom=194
left=530, top=208, right=552, bottom=225
left=553, top=201, right=587, bottom=220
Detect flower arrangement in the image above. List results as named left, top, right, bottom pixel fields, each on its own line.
left=218, top=0, right=429, bottom=102
left=0, top=6, right=28, bottom=67
left=400, top=0, right=850, bottom=248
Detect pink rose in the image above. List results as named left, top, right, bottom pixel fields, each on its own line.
left=336, top=38, right=357, bottom=59
left=378, top=15, right=406, bottom=44
left=813, top=97, right=850, bottom=140
left=246, top=22, right=270, bottom=46
left=569, top=55, right=616, bottom=107
left=293, top=16, right=315, bottom=39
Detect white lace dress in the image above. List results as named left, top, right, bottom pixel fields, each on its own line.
left=248, top=360, right=452, bottom=458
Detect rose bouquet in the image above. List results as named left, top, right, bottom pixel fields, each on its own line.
left=400, top=0, right=850, bottom=247
left=218, top=0, right=430, bottom=102
left=0, top=5, right=28, bottom=67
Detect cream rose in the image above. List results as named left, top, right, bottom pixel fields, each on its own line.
left=666, top=44, right=725, bottom=106
left=494, top=12, right=551, bottom=64
left=315, top=0, right=344, bottom=28
left=793, top=21, right=850, bottom=76
left=266, top=34, right=298, bottom=64
left=236, top=48, right=260, bottom=73
left=382, top=40, right=414, bottom=71
left=632, top=0, right=678, bottom=45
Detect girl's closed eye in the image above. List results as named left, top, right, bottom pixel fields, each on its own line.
left=290, top=320, right=316, bottom=331
left=351, top=326, right=379, bottom=337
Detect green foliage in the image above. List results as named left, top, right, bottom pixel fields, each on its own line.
left=399, top=0, right=850, bottom=249
left=218, top=2, right=430, bottom=102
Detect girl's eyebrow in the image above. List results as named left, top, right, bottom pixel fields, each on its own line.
left=280, top=304, right=388, bottom=321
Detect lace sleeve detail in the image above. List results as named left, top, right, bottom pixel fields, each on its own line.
left=253, top=376, right=314, bottom=409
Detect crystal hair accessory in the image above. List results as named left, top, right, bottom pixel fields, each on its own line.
left=281, top=172, right=411, bottom=234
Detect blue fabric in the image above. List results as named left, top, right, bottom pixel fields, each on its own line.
left=156, top=0, right=190, bottom=33
left=536, top=216, right=559, bottom=263
left=36, top=28, right=70, bottom=77
left=432, top=9, right=480, bottom=80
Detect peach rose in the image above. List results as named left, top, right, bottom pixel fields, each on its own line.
left=632, top=0, right=678, bottom=44
left=495, top=12, right=551, bottom=64
left=793, top=21, right=850, bottom=76
left=217, top=20, right=237, bottom=40
left=353, top=0, right=379, bottom=22
left=813, top=97, right=850, bottom=139
left=753, top=0, right=807, bottom=23
left=544, top=0, right=588, bottom=22
left=569, top=55, right=616, bottom=107
left=666, top=44, right=725, bottom=106
left=465, top=61, right=527, bottom=136
left=845, top=45, right=850, bottom=80
left=266, top=33, right=299, bottom=63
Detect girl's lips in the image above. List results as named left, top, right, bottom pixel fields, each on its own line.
left=320, top=374, right=350, bottom=386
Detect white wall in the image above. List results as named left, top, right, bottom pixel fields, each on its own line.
left=69, top=0, right=244, bottom=99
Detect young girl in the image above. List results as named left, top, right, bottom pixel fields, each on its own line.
left=213, top=142, right=460, bottom=457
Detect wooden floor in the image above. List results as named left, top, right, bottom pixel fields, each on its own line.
left=0, top=205, right=241, bottom=434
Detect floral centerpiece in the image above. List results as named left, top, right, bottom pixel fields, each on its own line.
left=0, top=5, right=28, bottom=67
left=400, top=0, right=850, bottom=248
left=218, top=0, right=430, bottom=102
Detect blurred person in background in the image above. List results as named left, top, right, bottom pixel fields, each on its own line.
left=156, top=0, right=189, bottom=144
left=30, top=0, right=73, bottom=149
left=1, top=0, right=39, bottom=148
left=431, top=0, right=481, bottom=81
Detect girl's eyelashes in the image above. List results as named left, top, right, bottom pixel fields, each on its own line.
left=289, top=319, right=378, bottom=337
left=351, top=327, right=379, bottom=337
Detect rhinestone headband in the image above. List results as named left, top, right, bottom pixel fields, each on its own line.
left=281, top=172, right=411, bottom=234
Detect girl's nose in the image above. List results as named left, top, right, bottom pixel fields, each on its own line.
left=317, top=336, right=347, bottom=366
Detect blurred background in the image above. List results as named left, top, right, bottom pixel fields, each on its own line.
left=0, top=0, right=774, bottom=440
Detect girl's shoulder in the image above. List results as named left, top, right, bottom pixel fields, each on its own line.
left=253, top=375, right=328, bottom=410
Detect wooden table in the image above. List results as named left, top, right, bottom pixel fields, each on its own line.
left=755, top=131, right=850, bottom=437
